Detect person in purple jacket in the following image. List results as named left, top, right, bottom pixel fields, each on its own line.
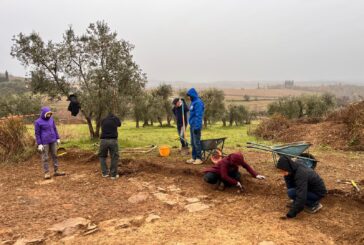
left=34, top=107, right=65, bottom=179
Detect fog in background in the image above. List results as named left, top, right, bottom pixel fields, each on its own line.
left=1, top=0, right=364, bottom=84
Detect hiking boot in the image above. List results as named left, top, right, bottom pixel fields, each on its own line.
left=305, top=203, right=323, bottom=214
left=102, top=174, right=109, bottom=178
left=286, top=199, right=294, bottom=208
left=111, top=174, right=119, bottom=180
left=193, top=159, right=203, bottom=165
left=186, top=158, right=195, bottom=164
left=54, top=171, right=66, bottom=177
left=44, top=172, right=51, bottom=180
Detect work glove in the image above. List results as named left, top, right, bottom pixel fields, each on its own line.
left=236, top=181, right=243, bottom=190
left=256, top=175, right=266, bottom=180
left=193, top=129, right=201, bottom=134
left=37, top=145, right=44, bottom=152
left=57, top=139, right=61, bottom=145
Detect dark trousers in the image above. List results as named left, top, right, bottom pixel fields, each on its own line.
left=98, top=139, right=119, bottom=177
left=204, top=171, right=241, bottom=187
left=177, top=125, right=188, bottom=148
left=287, top=188, right=322, bottom=207
left=190, top=127, right=202, bottom=160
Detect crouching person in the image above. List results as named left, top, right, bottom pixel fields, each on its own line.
left=34, top=107, right=65, bottom=179
left=276, top=156, right=327, bottom=219
left=203, top=152, right=265, bottom=190
left=99, top=112, right=121, bottom=180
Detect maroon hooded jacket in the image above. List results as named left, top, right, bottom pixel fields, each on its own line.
left=204, top=152, right=258, bottom=185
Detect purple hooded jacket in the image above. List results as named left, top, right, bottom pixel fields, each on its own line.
left=34, top=107, right=60, bottom=145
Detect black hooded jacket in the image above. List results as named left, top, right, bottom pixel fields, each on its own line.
left=277, top=156, right=327, bottom=217
left=172, top=99, right=189, bottom=127
left=100, top=113, right=122, bottom=139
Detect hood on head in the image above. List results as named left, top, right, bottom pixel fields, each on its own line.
left=40, top=107, right=52, bottom=119
left=187, top=88, right=199, bottom=100
left=228, top=152, right=245, bottom=165
left=276, top=156, right=295, bottom=172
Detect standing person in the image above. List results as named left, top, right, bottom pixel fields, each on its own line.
left=276, top=156, right=327, bottom=218
left=186, top=88, right=204, bottom=165
left=203, top=152, right=266, bottom=190
left=34, top=107, right=65, bottom=179
left=99, top=112, right=122, bottom=180
left=172, top=98, right=189, bottom=152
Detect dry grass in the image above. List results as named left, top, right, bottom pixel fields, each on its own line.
left=0, top=117, right=34, bottom=162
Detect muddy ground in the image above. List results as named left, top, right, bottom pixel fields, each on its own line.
left=0, top=148, right=363, bottom=245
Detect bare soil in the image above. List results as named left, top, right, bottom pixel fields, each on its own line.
left=0, top=148, right=363, bottom=244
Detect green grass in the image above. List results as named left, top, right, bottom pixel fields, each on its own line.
left=27, top=121, right=269, bottom=151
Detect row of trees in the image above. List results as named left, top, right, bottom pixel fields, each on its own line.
left=130, top=86, right=254, bottom=128
left=267, top=93, right=336, bottom=119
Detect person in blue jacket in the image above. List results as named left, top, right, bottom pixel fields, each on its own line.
left=186, top=88, right=205, bottom=165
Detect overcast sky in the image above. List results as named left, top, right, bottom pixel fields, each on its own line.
left=1, top=0, right=364, bottom=83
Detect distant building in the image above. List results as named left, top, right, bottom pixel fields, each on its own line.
left=284, top=80, right=294, bottom=88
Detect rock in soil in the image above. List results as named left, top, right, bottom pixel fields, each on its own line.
left=127, top=192, right=149, bottom=204
left=13, top=238, right=45, bottom=245
left=47, top=217, right=91, bottom=236
left=185, top=197, right=200, bottom=203
left=184, top=202, right=210, bottom=213
left=146, top=214, right=160, bottom=223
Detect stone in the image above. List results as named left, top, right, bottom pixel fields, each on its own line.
left=157, top=187, right=167, bottom=193
left=258, top=241, right=276, bottom=245
left=185, top=198, right=200, bottom=203
left=130, top=216, right=145, bottom=227
left=145, top=214, right=160, bottom=223
left=127, top=192, right=149, bottom=204
left=13, top=238, right=45, bottom=245
left=184, top=203, right=210, bottom=213
left=167, top=185, right=182, bottom=193
left=114, top=219, right=131, bottom=229
left=153, top=192, right=169, bottom=202
left=47, top=217, right=91, bottom=236
left=35, top=179, right=54, bottom=185
left=163, top=200, right=177, bottom=206
left=62, top=204, right=73, bottom=210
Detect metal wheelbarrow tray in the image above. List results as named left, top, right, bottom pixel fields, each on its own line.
left=246, top=141, right=317, bottom=169
left=201, top=137, right=227, bottom=161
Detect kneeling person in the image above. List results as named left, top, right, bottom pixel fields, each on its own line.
left=276, top=156, right=327, bottom=218
left=203, top=152, right=265, bottom=190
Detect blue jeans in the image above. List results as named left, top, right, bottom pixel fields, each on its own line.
left=177, top=125, right=188, bottom=148
left=287, top=188, right=321, bottom=207
left=204, top=171, right=241, bottom=187
left=190, top=127, right=202, bottom=160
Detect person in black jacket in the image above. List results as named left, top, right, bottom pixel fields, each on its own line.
left=276, top=156, right=327, bottom=218
left=172, top=98, right=189, bottom=150
left=98, top=112, right=122, bottom=180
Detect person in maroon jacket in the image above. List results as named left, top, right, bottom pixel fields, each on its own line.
left=203, top=152, right=266, bottom=190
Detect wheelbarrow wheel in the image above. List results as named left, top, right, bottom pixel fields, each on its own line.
left=210, top=149, right=223, bottom=164
left=299, top=153, right=317, bottom=169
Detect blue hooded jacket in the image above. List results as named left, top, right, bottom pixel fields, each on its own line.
left=34, top=107, right=60, bottom=145
left=187, top=88, right=204, bottom=130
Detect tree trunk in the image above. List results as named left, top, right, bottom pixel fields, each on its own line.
left=167, top=116, right=171, bottom=126
left=157, top=117, right=163, bottom=127
left=203, top=117, right=208, bottom=128
left=136, top=120, right=140, bottom=128
left=85, top=116, right=95, bottom=139
left=143, top=119, right=149, bottom=127
left=222, top=119, right=226, bottom=127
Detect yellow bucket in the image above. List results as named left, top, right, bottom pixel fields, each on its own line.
left=159, top=145, right=171, bottom=157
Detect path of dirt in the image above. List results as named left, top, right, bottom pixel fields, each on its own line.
left=0, top=148, right=363, bottom=244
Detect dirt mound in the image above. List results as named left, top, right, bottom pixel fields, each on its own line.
left=254, top=101, right=364, bottom=150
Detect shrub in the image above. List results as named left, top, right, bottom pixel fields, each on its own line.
left=253, top=114, right=290, bottom=140
left=0, top=117, right=34, bottom=162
